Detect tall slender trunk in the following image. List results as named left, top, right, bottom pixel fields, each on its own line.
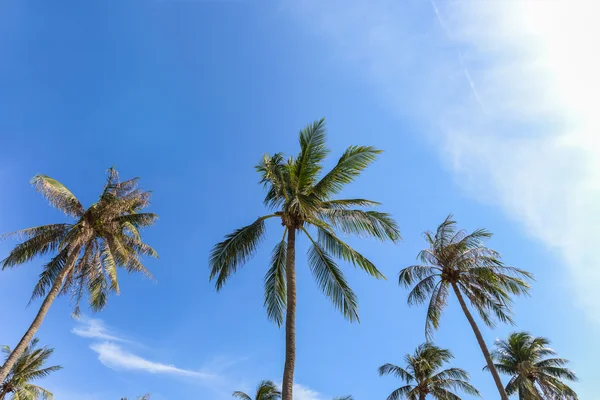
left=0, top=248, right=78, bottom=383
left=281, top=228, right=297, bottom=400
left=418, top=392, right=426, bottom=400
left=451, top=282, right=508, bottom=400
left=0, top=386, right=9, bottom=400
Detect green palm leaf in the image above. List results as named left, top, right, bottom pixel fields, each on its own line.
left=305, top=229, right=358, bottom=322
left=264, top=231, right=288, bottom=326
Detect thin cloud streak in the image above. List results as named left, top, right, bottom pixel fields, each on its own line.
left=431, top=0, right=487, bottom=113
left=73, top=317, right=219, bottom=383
left=90, top=342, right=215, bottom=379
left=72, top=317, right=131, bottom=343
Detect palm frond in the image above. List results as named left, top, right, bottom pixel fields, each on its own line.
left=209, top=215, right=275, bottom=290
left=2, top=224, right=70, bottom=269
left=378, top=363, right=414, bottom=383
left=31, top=174, right=85, bottom=218
left=317, top=227, right=385, bottom=279
left=294, top=118, right=329, bottom=191
left=263, top=230, right=287, bottom=326
left=313, top=145, right=381, bottom=197
left=319, top=209, right=400, bottom=242
left=304, top=228, right=359, bottom=322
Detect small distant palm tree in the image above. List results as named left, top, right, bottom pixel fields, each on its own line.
left=0, top=338, right=61, bottom=400
left=211, top=119, right=400, bottom=400
left=120, top=395, right=150, bottom=400
left=0, top=169, right=158, bottom=383
left=378, top=343, right=480, bottom=400
left=489, top=332, right=578, bottom=399
left=399, top=215, right=532, bottom=400
left=233, top=380, right=281, bottom=400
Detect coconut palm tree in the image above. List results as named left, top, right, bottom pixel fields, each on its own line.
left=0, top=168, right=158, bottom=382
left=210, top=119, right=400, bottom=400
left=233, top=380, right=281, bottom=400
left=489, top=332, right=578, bottom=399
left=398, top=215, right=532, bottom=400
left=120, top=395, right=151, bottom=400
left=0, top=338, right=61, bottom=400
left=378, top=343, right=480, bottom=400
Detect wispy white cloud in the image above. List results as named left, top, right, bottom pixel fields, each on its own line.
left=73, top=317, right=219, bottom=383
left=293, top=383, right=323, bottom=400
left=72, top=317, right=131, bottom=343
left=289, top=0, right=600, bottom=324
left=89, top=342, right=215, bottom=379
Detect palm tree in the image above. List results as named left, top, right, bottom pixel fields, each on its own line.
left=210, top=119, right=400, bottom=400
left=398, top=215, right=532, bottom=400
left=489, top=332, right=578, bottom=399
left=378, top=343, right=480, bottom=400
left=233, top=380, right=281, bottom=400
left=0, top=168, right=158, bottom=383
left=0, top=338, right=61, bottom=400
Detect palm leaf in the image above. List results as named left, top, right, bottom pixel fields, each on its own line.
left=264, top=231, right=287, bottom=326
left=209, top=215, right=275, bottom=290
left=30, top=175, right=85, bottom=218
left=304, top=228, right=358, bottom=322
left=313, top=145, right=382, bottom=196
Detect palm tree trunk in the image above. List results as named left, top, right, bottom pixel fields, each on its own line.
left=0, top=249, right=78, bottom=383
left=451, top=282, right=509, bottom=400
left=0, top=386, right=9, bottom=400
left=418, top=392, right=426, bottom=400
left=281, top=228, right=297, bottom=400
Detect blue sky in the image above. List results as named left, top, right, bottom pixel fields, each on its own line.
left=0, top=0, right=596, bottom=399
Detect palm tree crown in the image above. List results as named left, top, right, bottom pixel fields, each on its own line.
left=489, top=332, right=578, bottom=399
left=378, top=343, right=480, bottom=400
left=233, top=380, right=281, bottom=400
left=399, top=215, right=532, bottom=338
left=0, top=338, right=61, bottom=400
left=2, top=168, right=158, bottom=314
left=210, top=118, right=400, bottom=323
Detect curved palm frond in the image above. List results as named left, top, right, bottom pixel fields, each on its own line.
left=209, top=215, right=276, bottom=290
left=263, top=230, right=288, bottom=326
left=294, top=118, right=329, bottom=191
left=1, top=224, right=70, bottom=270
left=316, top=227, right=384, bottom=279
left=30, top=175, right=85, bottom=218
left=313, top=145, right=381, bottom=197
left=304, top=227, right=359, bottom=322
left=319, top=209, right=400, bottom=242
